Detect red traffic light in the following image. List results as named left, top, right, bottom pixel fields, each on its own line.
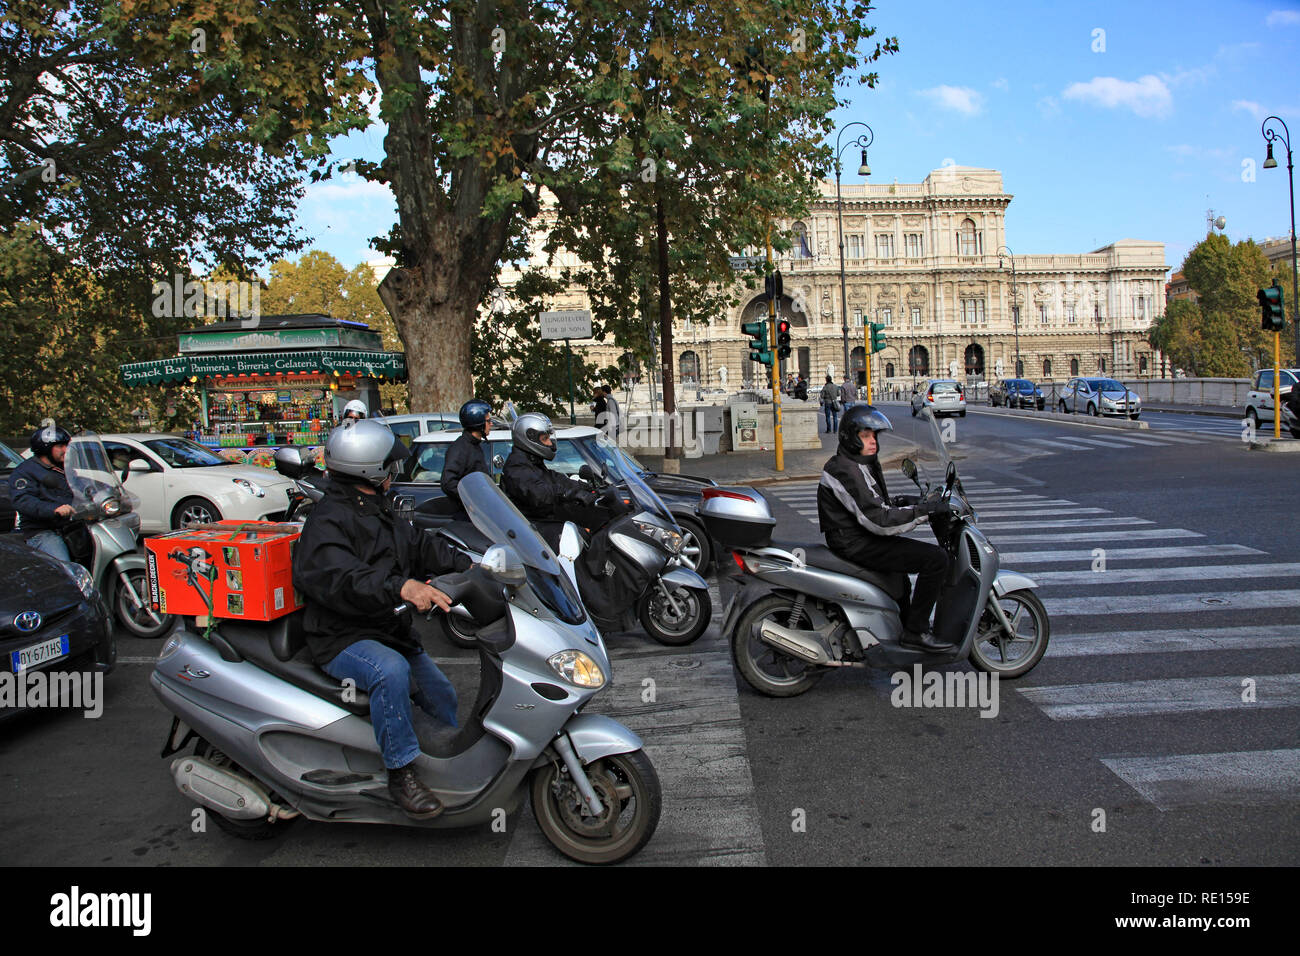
left=777, top=319, right=790, bottom=334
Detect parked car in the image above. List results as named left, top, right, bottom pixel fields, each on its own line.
left=989, top=378, right=1045, bottom=410
left=374, top=411, right=509, bottom=447
left=100, top=434, right=295, bottom=533
left=1057, top=378, right=1141, bottom=419
left=0, top=441, right=21, bottom=533
left=910, top=379, right=967, bottom=418
left=1, top=534, right=115, bottom=721
left=391, top=425, right=723, bottom=571
left=1244, top=368, right=1300, bottom=431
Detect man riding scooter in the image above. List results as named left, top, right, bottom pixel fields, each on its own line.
left=500, top=412, right=603, bottom=550
left=292, top=419, right=467, bottom=819
left=817, top=404, right=955, bottom=652
left=11, top=421, right=79, bottom=562
left=441, top=399, right=493, bottom=516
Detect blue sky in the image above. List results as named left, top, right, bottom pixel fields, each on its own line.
left=293, top=0, right=1300, bottom=277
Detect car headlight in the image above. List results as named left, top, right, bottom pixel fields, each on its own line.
left=232, top=478, right=265, bottom=497
left=548, top=650, right=606, bottom=688
left=60, top=560, right=95, bottom=599
left=634, top=520, right=684, bottom=554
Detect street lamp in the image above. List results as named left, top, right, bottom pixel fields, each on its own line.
left=1262, top=116, right=1300, bottom=365
left=834, top=122, right=873, bottom=384
left=997, top=245, right=1020, bottom=379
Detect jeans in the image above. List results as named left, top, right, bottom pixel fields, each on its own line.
left=27, top=529, right=71, bottom=562
left=823, top=403, right=839, bottom=433
left=322, top=640, right=459, bottom=769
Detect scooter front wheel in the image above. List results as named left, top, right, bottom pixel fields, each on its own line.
left=531, top=749, right=661, bottom=865
left=969, top=588, right=1050, bottom=678
left=637, top=584, right=711, bottom=646
left=114, top=567, right=176, bottom=639
left=432, top=611, right=480, bottom=649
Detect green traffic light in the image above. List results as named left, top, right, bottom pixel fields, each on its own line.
left=1258, top=284, right=1286, bottom=331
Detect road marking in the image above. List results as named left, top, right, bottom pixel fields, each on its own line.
left=988, top=528, right=1202, bottom=544
left=976, top=508, right=1110, bottom=518
left=1017, top=674, right=1300, bottom=719
left=1044, top=588, right=1300, bottom=615
left=1000, top=544, right=1264, bottom=564
left=1101, top=750, right=1300, bottom=810
left=1021, top=438, right=1100, bottom=452
left=1031, top=562, right=1300, bottom=586
left=978, top=517, right=1152, bottom=531
left=117, top=656, right=157, bottom=665
left=1047, top=624, right=1300, bottom=657
left=1138, top=432, right=1211, bottom=444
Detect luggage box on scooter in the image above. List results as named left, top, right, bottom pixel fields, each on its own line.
left=144, top=521, right=303, bottom=621
left=695, top=487, right=775, bottom=549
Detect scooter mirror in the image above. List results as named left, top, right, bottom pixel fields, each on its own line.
left=393, top=495, right=416, bottom=520
left=492, top=454, right=505, bottom=471
left=901, top=458, right=922, bottom=488
left=481, top=544, right=526, bottom=588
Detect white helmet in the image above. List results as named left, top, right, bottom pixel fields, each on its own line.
left=342, top=399, right=368, bottom=420
left=324, top=419, right=407, bottom=486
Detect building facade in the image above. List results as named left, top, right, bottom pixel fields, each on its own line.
left=512, top=166, right=1171, bottom=394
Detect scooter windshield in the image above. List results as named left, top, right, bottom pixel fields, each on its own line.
left=456, top=471, right=586, bottom=622
left=598, top=449, right=678, bottom=528
left=879, top=406, right=951, bottom=489
left=64, top=432, right=136, bottom=518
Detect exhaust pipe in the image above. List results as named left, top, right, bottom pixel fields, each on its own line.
left=171, top=755, right=277, bottom=821
left=756, top=620, right=833, bottom=666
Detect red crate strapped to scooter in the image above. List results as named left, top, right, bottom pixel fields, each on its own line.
left=144, top=521, right=303, bottom=621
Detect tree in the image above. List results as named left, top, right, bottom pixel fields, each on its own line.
left=109, top=0, right=890, bottom=415
left=1180, top=234, right=1272, bottom=376
left=1148, top=298, right=1203, bottom=376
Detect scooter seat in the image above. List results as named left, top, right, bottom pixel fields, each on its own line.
left=801, top=546, right=909, bottom=602
left=218, top=616, right=372, bottom=717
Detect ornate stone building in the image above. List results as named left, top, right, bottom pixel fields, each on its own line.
left=506, top=166, right=1171, bottom=394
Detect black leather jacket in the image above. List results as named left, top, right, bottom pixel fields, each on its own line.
left=10, top=456, right=74, bottom=536
left=500, top=447, right=594, bottom=522
left=440, top=431, right=491, bottom=505
left=816, top=450, right=924, bottom=552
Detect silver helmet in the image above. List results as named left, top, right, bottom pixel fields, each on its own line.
left=342, top=399, right=368, bottom=421
left=512, top=412, right=556, bottom=461
left=325, top=419, right=407, bottom=486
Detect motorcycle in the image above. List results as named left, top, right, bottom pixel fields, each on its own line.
left=436, top=459, right=711, bottom=648
left=705, top=406, right=1050, bottom=697
left=150, top=471, right=661, bottom=864
left=63, top=432, right=174, bottom=639
left=272, top=446, right=327, bottom=521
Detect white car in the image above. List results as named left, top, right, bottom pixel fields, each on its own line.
left=101, top=434, right=294, bottom=533
left=1245, top=368, right=1300, bottom=431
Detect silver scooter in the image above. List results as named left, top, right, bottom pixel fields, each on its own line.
left=705, top=407, right=1050, bottom=697
left=150, top=472, right=661, bottom=864
left=63, top=433, right=173, bottom=639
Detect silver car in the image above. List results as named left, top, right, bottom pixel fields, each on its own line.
left=1057, top=377, right=1141, bottom=419
left=911, top=379, right=967, bottom=418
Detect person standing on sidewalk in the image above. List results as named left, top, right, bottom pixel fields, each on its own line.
left=840, top=375, right=858, bottom=410
left=601, top=385, right=621, bottom=440
left=820, top=376, right=841, bottom=433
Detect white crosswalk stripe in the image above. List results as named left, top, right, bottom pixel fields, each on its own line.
left=1100, top=751, right=1300, bottom=810
left=1017, top=674, right=1300, bottom=719
left=1048, top=624, right=1300, bottom=657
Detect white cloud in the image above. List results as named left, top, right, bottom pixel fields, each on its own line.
left=1061, top=75, right=1172, bottom=119
left=1164, top=144, right=1235, bottom=161
left=991, top=78, right=1009, bottom=92
left=1266, top=10, right=1300, bottom=27
left=305, top=175, right=394, bottom=204
left=1232, top=99, right=1265, bottom=120
left=1037, top=95, right=1060, bottom=118
left=918, top=85, right=984, bottom=116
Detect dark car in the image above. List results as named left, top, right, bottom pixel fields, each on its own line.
left=391, top=425, right=723, bottom=571
left=1, top=535, right=116, bottom=722
left=0, top=441, right=22, bottom=532
left=989, top=378, right=1045, bottom=410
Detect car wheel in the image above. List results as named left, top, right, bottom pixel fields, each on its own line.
left=1129, top=412, right=1140, bottom=421
left=172, top=496, right=221, bottom=529
left=959, top=410, right=966, bottom=418
left=1247, top=408, right=1260, bottom=429
left=1087, top=403, right=1098, bottom=417
left=1058, top=400, right=1068, bottom=414
left=675, top=517, right=712, bottom=573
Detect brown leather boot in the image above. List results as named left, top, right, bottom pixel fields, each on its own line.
left=387, top=763, right=444, bottom=819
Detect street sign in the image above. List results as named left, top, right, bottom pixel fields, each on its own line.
left=540, top=310, right=593, bottom=341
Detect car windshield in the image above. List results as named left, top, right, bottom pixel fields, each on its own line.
left=143, top=437, right=232, bottom=467
left=0, top=442, right=21, bottom=470
left=588, top=433, right=650, bottom=478
left=1088, top=379, right=1125, bottom=391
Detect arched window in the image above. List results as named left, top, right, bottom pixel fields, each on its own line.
left=1070, top=357, right=1080, bottom=376
left=792, top=221, right=812, bottom=258
left=1043, top=358, right=1052, bottom=379
left=908, top=345, right=929, bottom=376
left=958, top=218, right=980, bottom=256
left=964, top=344, right=985, bottom=377
left=851, top=346, right=866, bottom=386
left=1139, top=354, right=1149, bottom=374
left=885, top=362, right=895, bottom=378
left=679, top=351, right=699, bottom=385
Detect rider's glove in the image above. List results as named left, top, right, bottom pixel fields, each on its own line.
left=915, top=496, right=953, bottom=516
left=892, top=494, right=920, bottom=507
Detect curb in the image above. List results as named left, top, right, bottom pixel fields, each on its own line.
left=1248, top=438, right=1300, bottom=453
left=968, top=405, right=1149, bottom=430
left=1140, top=405, right=1244, bottom=420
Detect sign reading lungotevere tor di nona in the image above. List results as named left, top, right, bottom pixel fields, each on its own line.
left=540, top=310, right=593, bottom=341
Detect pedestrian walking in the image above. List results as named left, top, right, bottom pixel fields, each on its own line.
left=819, top=376, right=841, bottom=432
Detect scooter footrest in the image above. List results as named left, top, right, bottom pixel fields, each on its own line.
left=301, top=769, right=373, bottom=786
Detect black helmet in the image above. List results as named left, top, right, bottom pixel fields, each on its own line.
left=459, top=399, right=492, bottom=430
left=30, top=421, right=71, bottom=457
left=838, top=404, right=893, bottom=456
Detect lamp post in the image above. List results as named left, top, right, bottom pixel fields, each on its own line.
left=1262, top=116, right=1300, bottom=366
left=834, top=123, right=873, bottom=382
left=997, top=245, right=1020, bottom=379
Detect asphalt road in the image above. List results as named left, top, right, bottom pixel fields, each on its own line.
left=2, top=407, right=1295, bottom=866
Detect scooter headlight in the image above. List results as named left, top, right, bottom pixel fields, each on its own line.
left=101, top=497, right=121, bottom=517
left=158, top=634, right=183, bottom=662
left=634, top=520, right=684, bottom=555
left=548, top=650, right=606, bottom=689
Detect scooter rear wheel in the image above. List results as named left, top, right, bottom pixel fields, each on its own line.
left=731, top=595, right=826, bottom=697
left=969, top=588, right=1050, bottom=678
left=530, top=749, right=661, bottom=864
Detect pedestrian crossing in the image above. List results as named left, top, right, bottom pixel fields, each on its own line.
left=761, top=475, right=1300, bottom=813
left=1011, top=426, right=1237, bottom=457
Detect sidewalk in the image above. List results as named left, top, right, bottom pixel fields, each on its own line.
left=635, top=429, right=838, bottom=485
left=1139, top=401, right=1243, bottom=419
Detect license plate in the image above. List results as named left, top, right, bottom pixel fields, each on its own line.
left=10, top=635, right=70, bottom=672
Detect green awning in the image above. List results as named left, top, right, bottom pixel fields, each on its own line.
left=119, top=349, right=408, bottom=386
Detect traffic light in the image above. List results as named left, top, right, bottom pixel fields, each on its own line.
left=764, top=270, right=783, bottom=303
left=742, top=320, right=772, bottom=366
left=869, top=321, right=887, bottom=354
left=1258, top=283, right=1285, bottom=331
left=776, top=318, right=792, bottom=359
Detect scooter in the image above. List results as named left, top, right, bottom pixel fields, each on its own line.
left=150, top=472, right=661, bottom=864
left=62, top=432, right=174, bottom=639
left=436, top=462, right=711, bottom=648
left=707, top=407, right=1050, bottom=697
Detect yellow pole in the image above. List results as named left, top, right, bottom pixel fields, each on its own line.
left=1275, top=331, right=1282, bottom=439
left=766, top=229, right=784, bottom=471
left=863, top=319, right=872, bottom=404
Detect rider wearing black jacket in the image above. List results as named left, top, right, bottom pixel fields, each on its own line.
left=11, top=422, right=77, bottom=562
left=817, top=404, right=954, bottom=652
left=501, top=412, right=596, bottom=518
left=441, top=399, right=493, bottom=511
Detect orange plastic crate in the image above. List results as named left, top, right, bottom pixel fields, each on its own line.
left=145, top=521, right=303, bottom=621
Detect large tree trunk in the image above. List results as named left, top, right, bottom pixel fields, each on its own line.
left=655, top=195, right=681, bottom=468
left=377, top=265, right=477, bottom=411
